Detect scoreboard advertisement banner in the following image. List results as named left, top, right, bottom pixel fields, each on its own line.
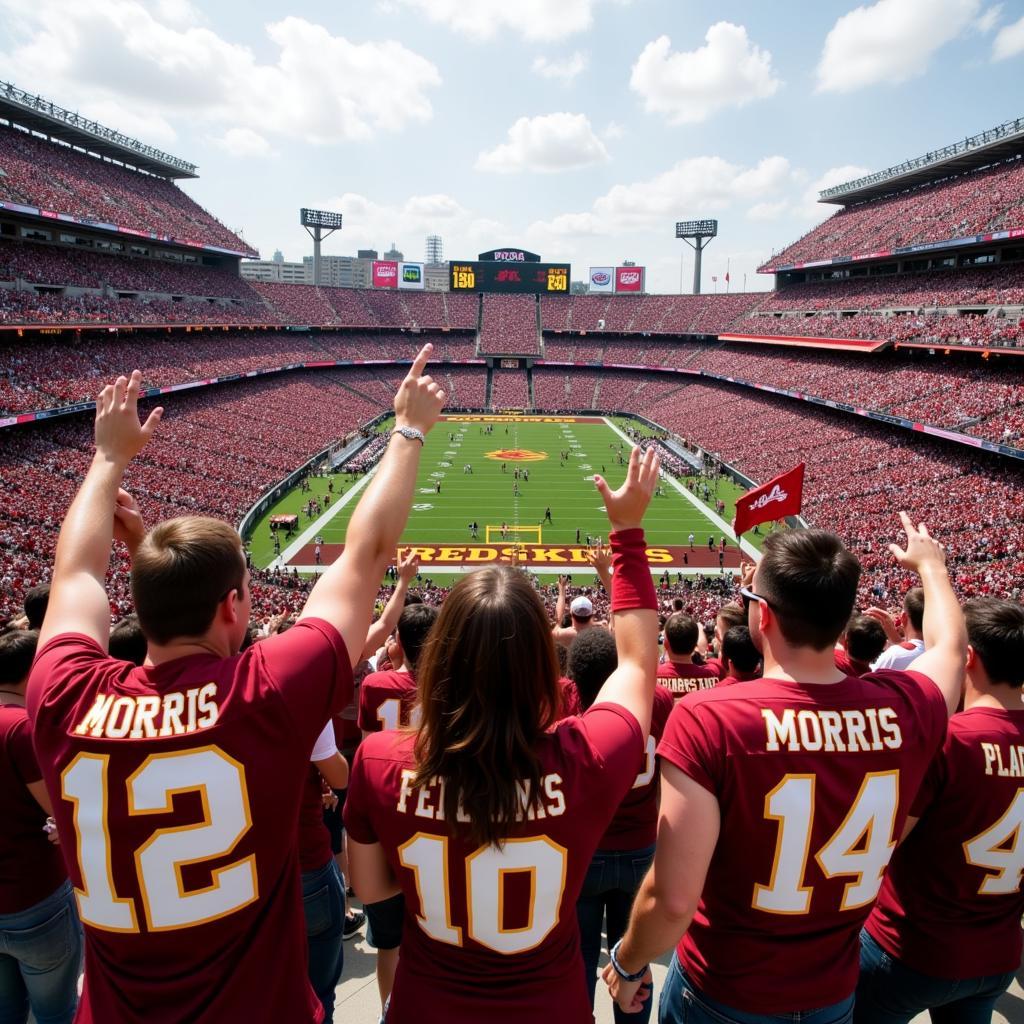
left=588, top=266, right=614, bottom=293
left=398, top=261, right=424, bottom=289
left=615, top=266, right=645, bottom=292
left=450, top=260, right=570, bottom=294
left=372, top=260, right=398, bottom=288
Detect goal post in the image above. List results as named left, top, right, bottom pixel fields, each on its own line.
left=485, top=525, right=543, bottom=544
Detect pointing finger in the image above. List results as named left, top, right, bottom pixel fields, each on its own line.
left=407, top=343, right=433, bottom=380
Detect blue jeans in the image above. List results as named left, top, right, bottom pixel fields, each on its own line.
left=855, top=929, right=1015, bottom=1023
left=302, top=859, right=346, bottom=1024
left=660, top=953, right=854, bottom=1024
left=576, top=844, right=655, bottom=1024
left=0, top=879, right=82, bottom=1024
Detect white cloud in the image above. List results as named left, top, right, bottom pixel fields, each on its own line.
left=212, top=127, right=274, bottom=158
left=630, top=24, right=781, bottom=125
left=531, top=51, right=588, bottom=82
left=394, top=0, right=627, bottom=41
left=747, top=201, right=787, bottom=221
left=993, top=13, right=1024, bottom=58
left=975, top=4, right=1003, bottom=33
left=475, top=113, right=609, bottom=174
left=816, top=0, right=980, bottom=93
left=792, top=164, right=873, bottom=221
left=528, top=154, right=796, bottom=238
left=0, top=1, right=441, bottom=146
left=602, top=120, right=625, bottom=141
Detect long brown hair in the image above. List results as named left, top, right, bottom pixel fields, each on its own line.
left=413, top=566, right=561, bottom=847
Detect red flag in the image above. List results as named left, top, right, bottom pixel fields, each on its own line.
left=733, top=463, right=805, bottom=536
left=725, top=271, right=730, bottom=282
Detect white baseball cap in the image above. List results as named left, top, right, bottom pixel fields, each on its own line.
left=570, top=596, right=594, bottom=618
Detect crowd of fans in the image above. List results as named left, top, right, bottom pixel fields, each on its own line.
left=764, top=155, right=1024, bottom=268
left=479, top=294, right=541, bottom=354
left=1, top=237, right=259, bottom=299
left=0, top=125, right=252, bottom=253
left=489, top=368, right=530, bottom=408
left=763, top=262, right=1024, bottom=311
left=540, top=292, right=763, bottom=335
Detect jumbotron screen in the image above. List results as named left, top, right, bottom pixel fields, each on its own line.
left=449, top=261, right=570, bottom=294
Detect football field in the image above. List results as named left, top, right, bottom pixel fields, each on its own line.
left=250, top=415, right=758, bottom=579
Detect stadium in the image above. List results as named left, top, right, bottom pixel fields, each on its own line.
left=1, top=29, right=1024, bottom=1024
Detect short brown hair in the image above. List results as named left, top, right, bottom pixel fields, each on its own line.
left=413, top=566, right=561, bottom=848
left=845, top=614, right=888, bottom=664
left=964, top=598, right=1024, bottom=688
left=664, top=612, right=699, bottom=658
left=716, top=603, right=746, bottom=634
left=903, top=587, right=925, bottom=632
left=758, top=530, right=860, bottom=651
left=131, top=517, right=245, bottom=645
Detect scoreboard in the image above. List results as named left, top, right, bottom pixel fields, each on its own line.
left=450, top=261, right=570, bottom=294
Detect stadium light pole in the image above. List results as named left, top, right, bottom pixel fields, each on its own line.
left=675, top=220, right=718, bottom=295
left=300, top=208, right=343, bottom=286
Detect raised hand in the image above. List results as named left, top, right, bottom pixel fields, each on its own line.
left=394, top=343, right=445, bottom=435
left=593, top=446, right=660, bottom=533
left=888, top=511, right=947, bottom=575
left=112, top=487, right=146, bottom=554
left=397, top=550, right=421, bottom=584
left=94, top=370, right=162, bottom=467
left=864, top=606, right=901, bottom=644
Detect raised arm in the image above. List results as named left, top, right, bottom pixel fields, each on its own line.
left=38, top=372, right=162, bottom=650
left=298, top=345, right=444, bottom=667
left=887, top=511, right=966, bottom=716
left=554, top=575, right=566, bottom=627
left=360, top=552, right=420, bottom=660
left=590, top=448, right=661, bottom=736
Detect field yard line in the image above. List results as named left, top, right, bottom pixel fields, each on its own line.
left=275, top=471, right=374, bottom=569
left=601, top=418, right=761, bottom=562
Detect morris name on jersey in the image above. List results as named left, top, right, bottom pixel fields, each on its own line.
left=763, top=706, right=903, bottom=753
left=396, top=769, right=567, bottom=822
left=73, top=684, right=219, bottom=739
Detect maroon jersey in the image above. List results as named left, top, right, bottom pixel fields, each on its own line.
left=658, top=671, right=946, bottom=1013
left=345, top=704, right=643, bottom=1023
left=27, top=621, right=353, bottom=1024
left=834, top=649, right=871, bottom=678
left=866, top=706, right=1024, bottom=978
left=656, top=660, right=719, bottom=696
left=599, top=686, right=674, bottom=850
left=0, top=705, right=67, bottom=914
left=559, top=677, right=582, bottom=718
left=358, top=669, right=418, bottom=732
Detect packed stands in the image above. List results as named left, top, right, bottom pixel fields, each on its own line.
left=760, top=263, right=1024, bottom=312
left=0, top=370, right=380, bottom=620
left=0, top=124, right=252, bottom=254
left=763, top=156, right=1024, bottom=268
left=0, top=330, right=479, bottom=415
left=630, top=380, right=1024, bottom=604
left=479, top=294, right=539, bottom=354
left=489, top=369, right=530, bottom=409
left=438, top=365, right=487, bottom=408
left=541, top=292, right=765, bottom=335
left=0, top=238, right=258, bottom=299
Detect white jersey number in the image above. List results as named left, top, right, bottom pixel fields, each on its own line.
left=754, top=771, right=899, bottom=914
left=62, top=746, right=257, bottom=932
left=375, top=698, right=423, bottom=732
left=964, top=788, right=1024, bottom=895
left=399, top=834, right=567, bottom=954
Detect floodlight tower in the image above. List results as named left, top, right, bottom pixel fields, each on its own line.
left=300, top=208, right=343, bottom=286
left=675, top=219, right=718, bottom=295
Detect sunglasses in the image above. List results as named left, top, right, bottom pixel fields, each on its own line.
left=740, top=586, right=773, bottom=610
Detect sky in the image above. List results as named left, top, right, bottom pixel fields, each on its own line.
left=1, top=0, right=1022, bottom=293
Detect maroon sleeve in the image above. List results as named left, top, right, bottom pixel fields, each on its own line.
left=578, top=704, right=644, bottom=798
left=257, top=618, right=354, bottom=740
left=356, top=682, right=375, bottom=732
left=342, top=744, right=377, bottom=845
left=26, top=633, right=113, bottom=725
left=657, top=696, right=722, bottom=795
left=8, top=714, right=43, bottom=786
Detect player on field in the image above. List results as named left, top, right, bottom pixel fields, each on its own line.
left=27, top=349, right=445, bottom=1023
left=855, top=596, right=1024, bottom=1023
left=605, top=516, right=965, bottom=1023
left=344, top=448, right=661, bottom=1023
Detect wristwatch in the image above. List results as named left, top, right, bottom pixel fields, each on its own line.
left=609, top=939, right=649, bottom=982
left=392, top=426, right=425, bottom=445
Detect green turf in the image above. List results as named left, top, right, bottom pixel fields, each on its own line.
left=248, top=415, right=764, bottom=572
